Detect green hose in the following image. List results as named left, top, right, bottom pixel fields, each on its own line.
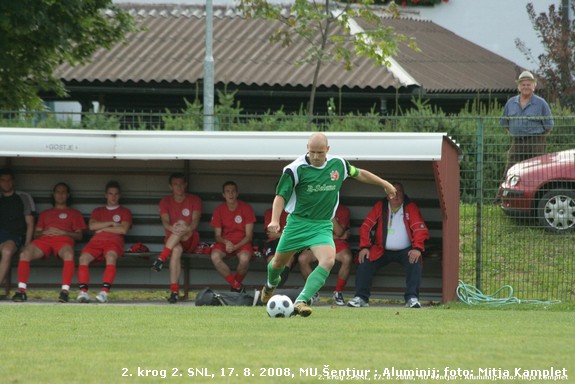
left=457, top=280, right=561, bottom=306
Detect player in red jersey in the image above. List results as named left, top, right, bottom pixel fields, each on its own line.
left=210, top=181, right=256, bottom=292
left=151, top=173, right=202, bottom=304
left=77, top=181, right=132, bottom=303
left=12, top=182, right=86, bottom=303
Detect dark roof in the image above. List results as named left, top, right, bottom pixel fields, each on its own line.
left=56, top=4, right=521, bottom=94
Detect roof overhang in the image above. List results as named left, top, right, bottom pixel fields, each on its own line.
left=0, top=128, right=455, bottom=161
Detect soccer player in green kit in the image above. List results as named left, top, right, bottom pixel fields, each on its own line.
left=262, top=133, right=396, bottom=317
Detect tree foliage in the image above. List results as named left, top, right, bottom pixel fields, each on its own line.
left=0, top=0, right=135, bottom=110
left=237, top=0, right=418, bottom=116
left=516, top=1, right=575, bottom=109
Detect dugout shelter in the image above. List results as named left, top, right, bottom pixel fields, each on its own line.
left=0, top=128, right=461, bottom=302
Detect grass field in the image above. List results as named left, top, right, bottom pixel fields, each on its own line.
left=2, top=300, right=574, bottom=384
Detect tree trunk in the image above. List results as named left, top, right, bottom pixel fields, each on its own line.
left=308, top=4, right=333, bottom=117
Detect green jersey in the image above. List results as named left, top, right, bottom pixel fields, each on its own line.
left=276, top=154, right=359, bottom=221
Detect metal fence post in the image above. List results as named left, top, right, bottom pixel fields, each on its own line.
left=475, top=117, right=484, bottom=290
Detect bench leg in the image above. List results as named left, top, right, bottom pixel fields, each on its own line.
left=182, top=258, right=190, bottom=301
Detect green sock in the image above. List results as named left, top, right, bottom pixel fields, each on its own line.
left=296, top=266, right=329, bottom=303
left=267, top=258, right=284, bottom=287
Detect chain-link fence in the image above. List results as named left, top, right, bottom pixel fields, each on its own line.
left=1, top=111, right=574, bottom=301
left=448, top=116, right=575, bottom=303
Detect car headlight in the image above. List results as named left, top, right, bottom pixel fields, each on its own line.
left=508, top=175, right=520, bottom=187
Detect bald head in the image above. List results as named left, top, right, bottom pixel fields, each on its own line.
left=307, top=133, right=330, bottom=167
left=308, top=132, right=328, bottom=148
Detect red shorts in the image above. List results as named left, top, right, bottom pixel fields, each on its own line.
left=32, top=236, right=75, bottom=258
left=165, top=233, right=200, bottom=253
left=211, top=242, right=254, bottom=258
left=335, top=239, right=350, bottom=255
left=81, top=237, right=124, bottom=261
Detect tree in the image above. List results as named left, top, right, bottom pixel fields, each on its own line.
left=238, top=0, right=418, bottom=116
left=0, top=0, right=135, bottom=110
left=516, top=1, right=575, bottom=109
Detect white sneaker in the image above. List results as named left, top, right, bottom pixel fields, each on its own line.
left=406, top=297, right=421, bottom=308
left=310, top=292, right=320, bottom=305
left=76, top=291, right=91, bottom=303
left=333, top=291, right=345, bottom=306
left=96, top=291, right=108, bottom=303
left=347, top=296, right=369, bottom=308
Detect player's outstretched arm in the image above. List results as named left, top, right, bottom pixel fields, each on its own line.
left=354, top=168, right=396, bottom=198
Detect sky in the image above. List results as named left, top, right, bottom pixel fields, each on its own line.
left=412, top=0, right=558, bottom=69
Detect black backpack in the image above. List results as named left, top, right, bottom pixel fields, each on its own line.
left=195, top=287, right=300, bottom=306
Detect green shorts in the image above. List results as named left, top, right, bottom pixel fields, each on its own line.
left=276, top=214, right=334, bottom=253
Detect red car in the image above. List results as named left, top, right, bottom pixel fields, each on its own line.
left=499, top=149, right=575, bottom=232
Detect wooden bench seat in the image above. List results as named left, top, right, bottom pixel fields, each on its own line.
left=3, top=236, right=443, bottom=301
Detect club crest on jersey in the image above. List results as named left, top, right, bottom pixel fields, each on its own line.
left=182, top=208, right=191, bottom=217
left=113, top=215, right=121, bottom=223
left=59, top=213, right=68, bottom=219
left=234, top=215, right=243, bottom=224
left=330, top=170, right=340, bottom=181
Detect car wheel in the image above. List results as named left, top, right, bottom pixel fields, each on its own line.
left=537, top=189, right=575, bottom=232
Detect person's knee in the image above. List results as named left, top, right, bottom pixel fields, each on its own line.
left=237, top=252, right=251, bottom=266
left=60, top=251, right=74, bottom=261
left=19, top=247, right=34, bottom=261
left=298, top=255, right=312, bottom=269
left=78, top=253, right=92, bottom=265
left=105, top=252, right=118, bottom=265
left=1, top=248, right=14, bottom=261
left=0, top=242, right=16, bottom=257
left=171, top=249, right=183, bottom=261
left=336, top=250, right=352, bottom=265
left=210, top=250, right=224, bottom=263
left=318, top=254, right=336, bottom=270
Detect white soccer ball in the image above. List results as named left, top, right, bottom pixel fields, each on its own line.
left=266, top=294, right=294, bottom=318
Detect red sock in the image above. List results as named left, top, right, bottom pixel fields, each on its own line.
left=78, top=265, right=90, bottom=288
left=102, top=264, right=117, bottom=289
left=235, top=273, right=245, bottom=284
left=17, top=260, right=31, bottom=291
left=225, top=274, right=241, bottom=290
left=62, top=260, right=75, bottom=288
left=335, top=278, right=347, bottom=292
left=170, top=283, right=179, bottom=293
left=159, top=247, right=171, bottom=262
left=17, top=260, right=31, bottom=289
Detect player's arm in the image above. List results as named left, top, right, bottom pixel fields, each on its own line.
left=89, top=218, right=116, bottom=232
left=91, top=218, right=130, bottom=235
left=332, top=215, right=348, bottom=238
left=69, top=229, right=83, bottom=241
left=172, top=208, right=200, bottom=237
left=233, top=222, right=254, bottom=250
left=267, top=195, right=286, bottom=234
left=213, top=226, right=228, bottom=245
left=24, top=214, right=34, bottom=245
left=160, top=212, right=174, bottom=233
left=188, top=209, right=201, bottom=233
left=353, top=168, right=396, bottom=198
left=44, top=227, right=83, bottom=241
